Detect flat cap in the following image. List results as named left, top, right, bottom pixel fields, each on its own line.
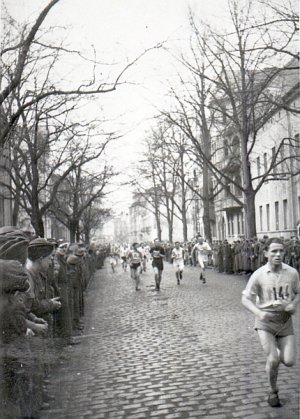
left=28, top=238, right=54, bottom=261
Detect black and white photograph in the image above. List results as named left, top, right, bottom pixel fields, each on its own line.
left=0, top=0, right=299, bottom=418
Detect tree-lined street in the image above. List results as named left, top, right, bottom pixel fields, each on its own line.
left=0, top=1, right=299, bottom=417
left=41, top=261, right=300, bottom=419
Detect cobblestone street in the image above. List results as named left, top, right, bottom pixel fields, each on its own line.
left=41, top=260, right=300, bottom=419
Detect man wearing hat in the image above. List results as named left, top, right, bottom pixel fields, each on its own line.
left=26, top=238, right=61, bottom=325
left=0, top=227, right=30, bottom=342
left=0, top=227, right=39, bottom=417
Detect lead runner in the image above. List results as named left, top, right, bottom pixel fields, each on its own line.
left=241, top=237, right=300, bottom=408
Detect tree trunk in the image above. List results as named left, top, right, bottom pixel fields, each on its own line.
left=201, top=101, right=213, bottom=243
left=182, top=208, right=188, bottom=242
left=180, top=150, right=188, bottom=241
left=202, top=160, right=212, bottom=243
left=202, top=200, right=212, bottom=243
left=31, top=213, right=45, bottom=237
left=84, top=231, right=90, bottom=244
left=168, top=222, right=173, bottom=243
left=12, top=195, right=19, bottom=226
left=69, top=220, right=77, bottom=243
left=155, top=212, right=162, bottom=241
left=244, top=189, right=256, bottom=239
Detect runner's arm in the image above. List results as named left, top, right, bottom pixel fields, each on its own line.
left=284, top=292, right=300, bottom=314
left=241, top=294, right=279, bottom=321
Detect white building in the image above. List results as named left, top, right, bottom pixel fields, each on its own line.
left=212, top=61, right=299, bottom=241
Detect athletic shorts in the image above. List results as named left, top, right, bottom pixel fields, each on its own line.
left=130, top=263, right=141, bottom=270
left=255, top=313, right=294, bottom=337
left=198, top=257, right=207, bottom=269
left=152, top=259, right=163, bottom=271
left=173, top=261, right=184, bottom=270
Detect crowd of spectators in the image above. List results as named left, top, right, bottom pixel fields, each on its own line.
left=158, top=235, right=300, bottom=275
left=0, top=226, right=109, bottom=418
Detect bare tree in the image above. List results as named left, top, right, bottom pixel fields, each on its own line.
left=131, top=150, right=166, bottom=242
left=81, top=204, right=111, bottom=244
left=152, top=123, right=198, bottom=241
left=0, top=101, right=114, bottom=237
left=0, top=1, right=163, bottom=147
left=50, top=164, right=114, bottom=243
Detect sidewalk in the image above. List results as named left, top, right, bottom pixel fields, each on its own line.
left=41, top=260, right=300, bottom=419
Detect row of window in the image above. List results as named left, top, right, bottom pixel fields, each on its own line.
left=226, top=196, right=300, bottom=237
left=227, top=212, right=244, bottom=237
left=259, top=199, right=293, bottom=232
left=256, top=134, right=299, bottom=178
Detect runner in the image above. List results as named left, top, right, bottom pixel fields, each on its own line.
left=109, top=253, right=117, bottom=273
left=171, top=241, right=185, bottom=285
left=119, top=244, right=128, bottom=272
left=241, top=237, right=300, bottom=407
left=150, top=238, right=165, bottom=291
left=137, top=243, right=147, bottom=272
left=191, top=236, right=211, bottom=284
left=127, top=243, right=143, bottom=291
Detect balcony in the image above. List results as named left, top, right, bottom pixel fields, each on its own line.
left=218, top=197, right=242, bottom=212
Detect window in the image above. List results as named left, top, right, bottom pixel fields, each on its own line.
left=241, top=212, right=245, bottom=234
left=272, top=147, right=277, bottom=174
left=234, top=175, right=242, bottom=197
left=294, top=134, right=300, bottom=171
left=224, top=179, right=231, bottom=197
left=275, top=201, right=279, bottom=230
left=0, top=196, right=4, bottom=226
left=283, top=199, right=288, bottom=229
left=257, top=156, right=261, bottom=177
left=266, top=204, right=270, bottom=231
left=280, top=145, right=285, bottom=172
left=228, top=215, right=234, bottom=236
left=264, top=152, right=268, bottom=173
left=259, top=205, right=263, bottom=231
left=237, top=213, right=241, bottom=235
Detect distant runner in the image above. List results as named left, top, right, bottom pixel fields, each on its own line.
left=127, top=243, right=143, bottom=291
left=191, top=237, right=211, bottom=284
left=150, top=239, right=165, bottom=291
left=171, top=241, right=184, bottom=285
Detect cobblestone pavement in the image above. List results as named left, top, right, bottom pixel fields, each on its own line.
left=41, top=260, right=300, bottom=419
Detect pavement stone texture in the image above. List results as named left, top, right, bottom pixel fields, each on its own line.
left=41, top=260, right=300, bottom=419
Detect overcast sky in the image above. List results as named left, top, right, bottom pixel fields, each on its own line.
left=2, top=0, right=230, bottom=210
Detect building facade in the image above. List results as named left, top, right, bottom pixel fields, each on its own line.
left=212, top=63, right=299, bottom=242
